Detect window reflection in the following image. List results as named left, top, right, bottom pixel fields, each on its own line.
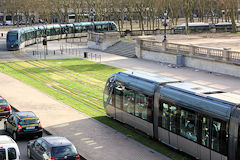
left=123, top=89, right=134, bottom=115
left=135, top=93, right=148, bottom=120
left=180, top=109, right=197, bottom=142
left=201, top=117, right=210, bottom=147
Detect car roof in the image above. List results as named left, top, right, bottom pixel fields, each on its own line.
left=14, top=111, right=37, bottom=119
left=42, top=136, right=72, bottom=147
left=0, top=135, right=17, bottom=148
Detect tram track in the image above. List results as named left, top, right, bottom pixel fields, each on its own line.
left=32, top=60, right=105, bottom=87
left=27, top=60, right=104, bottom=93
left=11, top=50, right=104, bottom=93
left=2, top=62, right=107, bottom=116
left=16, top=61, right=103, bottom=103
left=11, top=51, right=104, bottom=99
left=7, top=62, right=104, bottom=109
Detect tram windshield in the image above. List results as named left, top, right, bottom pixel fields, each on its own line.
left=7, top=32, right=18, bottom=41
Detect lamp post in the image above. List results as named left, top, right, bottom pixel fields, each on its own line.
left=161, top=10, right=169, bottom=42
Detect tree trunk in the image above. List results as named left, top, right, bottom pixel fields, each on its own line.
left=231, top=8, right=236, bottom=33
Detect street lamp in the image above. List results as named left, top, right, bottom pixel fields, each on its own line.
left=161, top=10, right=169, bottom=42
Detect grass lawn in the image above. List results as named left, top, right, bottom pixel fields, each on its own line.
left=0, top=58, right=191, bottom=160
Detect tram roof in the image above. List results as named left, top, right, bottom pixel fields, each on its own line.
left=32, top=25, right=45, bottom=30
left=209, top=93, right=240, bottom=104
left=120, top=70, right=180, bottom=84
left=93, top=21, right=113, bottom=25
left=45, top=24, right=61, bottom=29
left=166, top=82, right=220, bottom=95
left=22, top=27, right=35, bottom=32
left=114, top=71, right=180, bottom=96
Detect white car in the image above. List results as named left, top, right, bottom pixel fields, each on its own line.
left=0, top=135, right=21, bottom=160
left=5, top=21, right=13, bottom=26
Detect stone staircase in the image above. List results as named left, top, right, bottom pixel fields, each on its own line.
left=104, top=41, right=137, bottom=58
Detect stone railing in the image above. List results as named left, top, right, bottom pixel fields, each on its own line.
left=138, top=39, right=240, bottom=64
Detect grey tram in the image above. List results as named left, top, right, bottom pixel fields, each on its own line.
left=103, top=70, right=240, bottom=160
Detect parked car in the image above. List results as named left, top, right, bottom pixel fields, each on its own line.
left=0, top=97, right=11, bottom=119
left=27, top=136, right=81, bottom=160
left=0, top=135, right=21, bottom=160
left=4, top=21, right=13, bottom=26
left=4, top=111, right=43, bottom=140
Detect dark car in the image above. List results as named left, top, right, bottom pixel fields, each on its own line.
left=4, top=111, right=43, bottom=140
left=27, top=136, right=81, bottom=160
left=0, top=97, right=11, bottom=119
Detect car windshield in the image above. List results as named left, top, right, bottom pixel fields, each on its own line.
left=19, top=118, right=39, bottom=125
left=0, top=100, right=7, bottom=106
left=52, top=145, right=77, bottom=158
left=7, top=32, right=18, bottom=41
left=0, top=149, right=6, bottom=160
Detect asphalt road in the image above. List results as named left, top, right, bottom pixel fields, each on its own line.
left=0, top=110, right=48, bottom=160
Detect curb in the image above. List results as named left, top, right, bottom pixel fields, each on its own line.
left=10, top=104, right=52, bottom=135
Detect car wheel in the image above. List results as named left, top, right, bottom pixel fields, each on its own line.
left=13, top=132, right=18, bottom=141
left=27, top=147, right=32, bottom=159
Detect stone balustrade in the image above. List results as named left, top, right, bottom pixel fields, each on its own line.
left=136, top=38, right=240, bottom=77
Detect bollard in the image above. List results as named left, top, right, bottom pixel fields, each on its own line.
left=95, top=54, right=97, bottom=61
left=33, top=51, right=35, bottom=55
left=54, top=50, right=55, bottom=55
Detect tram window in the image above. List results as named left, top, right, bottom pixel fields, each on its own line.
left=169, top=105, right=177, bottom=132
left=180, top=109, right=197, bottom=142
left=20, top=34, right=25, bottom=43
left=159, top=103, right=178, bottom=133
left=37, top=30, right=41, bottom=37
left=56, top=28, right=60, bottom=35
left=103, top=24, right=108, bottom=31
left=103, top=79, right=113, bottom=105
left=50, top=28, right=54, bottom=36
left=201, top=117, right=210, bottom=147
left=123, top=88, right=134, bottom=115
left=68, top=27, right=73, bottom=33
left=161, top=103, right=168, bottom=129
left=61, top=28, right=65, bottom=34
left=76, top=26, right=82, bottom=33
left=211, top=120, right=221, bottom=152
left=82, top=26, right=87, bottom=32
left=46, top=29, right=51, bottom=36
left=87, top=25, right=93, bottom=32
left=115, top=86, right=122, bottom=109
left=95, top=25, right=102, bottom=32
left=27, top=32, right=32, bottom=40
left=135, top=93, right=147, bottom=120
left=30, top=31, right=34, bottom=39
